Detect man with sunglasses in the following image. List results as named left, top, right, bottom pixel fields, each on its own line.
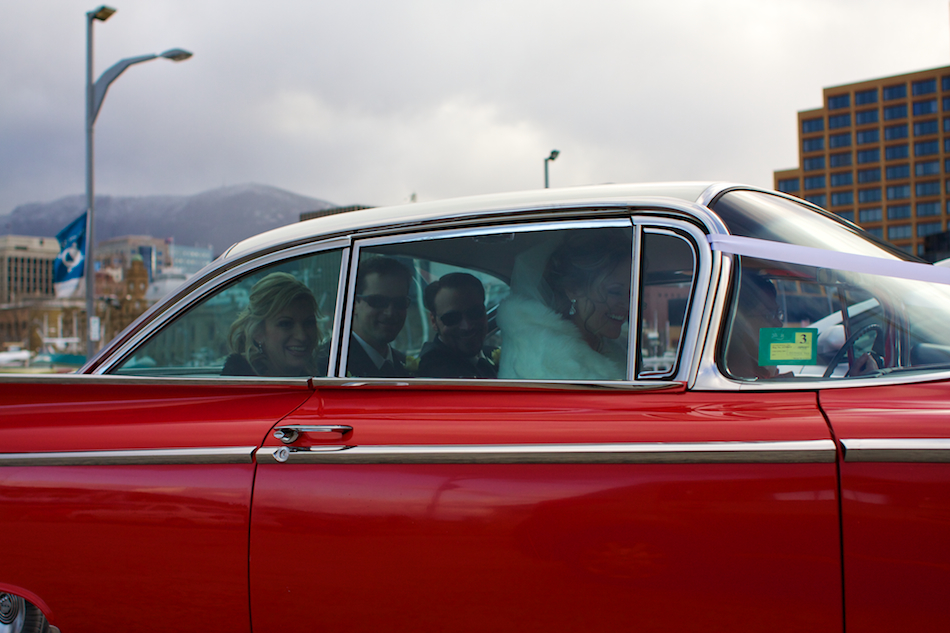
left=418, top=272, right=497, bottom=379
left=348, top=256, right=413, bottom=377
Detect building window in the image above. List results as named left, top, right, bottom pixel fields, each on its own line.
left=858, top=188, right=882, bottom=203
left=884, top=119, right=908, bottom=141
left=857, top=148, right=881, bottom=163
left=913, top=79, right=937, bottom=96
left=886, top=164, right=910, bottom=180
left=914, top=119, right=939, bottom=136
left=918, top=222, right=943, bottom=237
left=943, top=76, right=950, bottom=91
left=859, top=207, right=883, bottom=222
left=915, top=140, right=940, bottom=156
left=918, top=201, right=941, bottom=216
left=831, top=191, right=854, bottom=207
left=804, top=194, right=827, bottom=208
left=916, top=99, right=941, bottom=116
left=887, top=204, right=911, bottom=220
left=884, top=104, right=908, bottom=120
left=830, top=172, right=853, bottom=187
left=888, top=225, right=912, bottom=240
left=777, top=178, right=800, bottom=193
left=803, top=156, right=825, bottom=171
left=855, top=109, right=879, bottom=125
left=856, top=89, right=878, bottom=105
left=885, top=144, right=909, bottom=160
left=829, top=152, right=852, bottom=167
left=857, top=167, right=881, bottom=183
left=804, top=175, right=826, bottom=190
left=916, top=180, right=941, bottom=197
left=916, top=160, right=940, bottom=176
left=803, top=137, right=824, bottom=153
left=837, top=210, right=855, bottom=222
left=887, top=184, right=911, bottom=199
left=883, top=84, right=907, bottom=101
left=856, top=129, right=879, bottom=144
left=828, top=113, right=851, bottom=129
left=865, top=227, right=883, bottom=238
left=829, top=133, right=852, bottom=148
left=802, top=118, right=824, bottom=133
left=828, top=94, right=850, bottom=110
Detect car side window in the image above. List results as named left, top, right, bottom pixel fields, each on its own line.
left=344, top=224, right=641, bottom=381
left=111, top=249, right=342, bottom=377
left=637, top=229, right=698, bottom=378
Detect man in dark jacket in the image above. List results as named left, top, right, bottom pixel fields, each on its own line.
left=418, top=272, right=497, bottom=379
left=347, top=256, right=412, bottom=378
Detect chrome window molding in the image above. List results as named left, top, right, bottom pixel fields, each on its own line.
left=0, top=446, right=257, bottom=467
left=0, top=374, right=312, bottom=387
left=340, top=217, right=634, bottom=379
left=91, top=238, right=349, bottom=375
left=842, top=438, right=950, bottom=462
left=634, top=220, right=711, bottom=383
left=310, top=377, right=684, bottom=391
left=257, top=439, right=836, bottom=465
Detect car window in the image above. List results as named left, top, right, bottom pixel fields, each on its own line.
left=343, top=221, right=695, bottom=382
left=111, top=249, right=342, bottom=377
left=638, top=229, right=698, bottom=378
left=721, top=255, right=950, bottom=381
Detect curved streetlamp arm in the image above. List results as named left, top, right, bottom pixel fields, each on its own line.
left=90, top=54, right=158, bottom=124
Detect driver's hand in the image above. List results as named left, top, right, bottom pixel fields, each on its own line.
left=851, top=352, right=880, bottom=376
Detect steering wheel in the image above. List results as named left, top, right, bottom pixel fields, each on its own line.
left=822, top=324, right=883, bottom=378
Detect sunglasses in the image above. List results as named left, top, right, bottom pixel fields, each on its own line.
left=437, top=306, right=486, bottom=326
left=357, top=294, right=411, bottom=310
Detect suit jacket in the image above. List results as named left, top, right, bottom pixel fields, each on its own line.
left=417, top=337, right=497, bottom=379
left=346, top=334, right=410, bottom=378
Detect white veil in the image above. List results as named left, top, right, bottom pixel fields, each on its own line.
left=507, top=232, right=565, bottom=306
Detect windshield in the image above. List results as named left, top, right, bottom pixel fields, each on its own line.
left=712, top=190, right=950, bottom=381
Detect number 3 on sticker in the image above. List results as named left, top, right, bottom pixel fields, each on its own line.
left=759, top=328, right=818, bottom=365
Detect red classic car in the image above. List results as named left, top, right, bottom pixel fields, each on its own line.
left=2, top=183, right=949, bottom=633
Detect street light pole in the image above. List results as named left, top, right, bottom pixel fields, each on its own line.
left=84, top=5, right=192, bottom=358
left=544, top=149, right=560, bottom=188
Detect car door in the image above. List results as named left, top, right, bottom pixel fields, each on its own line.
left=821, top=381, right=950, bottom=633
left=248, top=217, right=842, bottom=632
left=0, top=376, right=311, bottom=633
left=0, top=244, right=346, bottom=632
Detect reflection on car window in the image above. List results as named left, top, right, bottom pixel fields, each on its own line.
left=349, top=225, right=672, bottom=381
left=112, top=249, right=341, bottom=377
left=722, top=255, right=950, bottom=381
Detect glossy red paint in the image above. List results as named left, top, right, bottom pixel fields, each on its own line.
left=0, top=379, right=312, bottom=632
left=820, top=380, right=950, bottom=633
left=250, top=386, right=842, bottom=632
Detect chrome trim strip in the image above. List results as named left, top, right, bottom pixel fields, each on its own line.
left=0, top=446, right=257, bottom=467
left=0, top=374, right=312, bottom=387
left=842, top=438, right=950, bottom=463
left=627, top=224, right=642, bottom=381
left=257, top=440, right=836, bottom=465
left=325, top=245, right=350, bottom=377
left=311, top=377, right=684, bottom=391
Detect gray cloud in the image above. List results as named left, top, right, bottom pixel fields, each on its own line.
left=2, top=0, right=949, bottom=216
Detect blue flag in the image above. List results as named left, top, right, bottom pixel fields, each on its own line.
left=54, top=212, right=87, bottom=298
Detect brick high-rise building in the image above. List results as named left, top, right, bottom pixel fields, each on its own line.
left=774, top=65, right=950, bottom=258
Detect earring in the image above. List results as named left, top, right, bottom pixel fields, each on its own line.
left=568, top=298, right=577, bottom=316
left=254, top=340, right=263, bottom=353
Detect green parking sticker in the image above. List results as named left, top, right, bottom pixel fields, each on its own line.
left=759, top=328, right=818, bottom=365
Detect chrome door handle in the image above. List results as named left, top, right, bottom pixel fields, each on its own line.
left=273, top=425, right=353, bottom=444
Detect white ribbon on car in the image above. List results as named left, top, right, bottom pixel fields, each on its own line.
left=708, top=234, right=950, bottom=286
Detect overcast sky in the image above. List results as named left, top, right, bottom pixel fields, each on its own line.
left=2, top=0, right=949, bottom=215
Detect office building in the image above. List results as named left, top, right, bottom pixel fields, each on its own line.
left=774, top=65, right=950, bottom=257
left=0, top=235, right=59, bottom=304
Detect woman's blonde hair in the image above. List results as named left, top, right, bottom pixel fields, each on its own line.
left=228, top=272, right=320, bottom=375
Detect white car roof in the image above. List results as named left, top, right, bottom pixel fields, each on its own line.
left=224, top=182, right=719, bottom=259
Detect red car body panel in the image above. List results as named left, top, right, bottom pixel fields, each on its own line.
left=249, top=386, right=842, bottom=632
left=820, top=380, right=950, bottom=633
left=0, top=380, right=310, bottom=633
